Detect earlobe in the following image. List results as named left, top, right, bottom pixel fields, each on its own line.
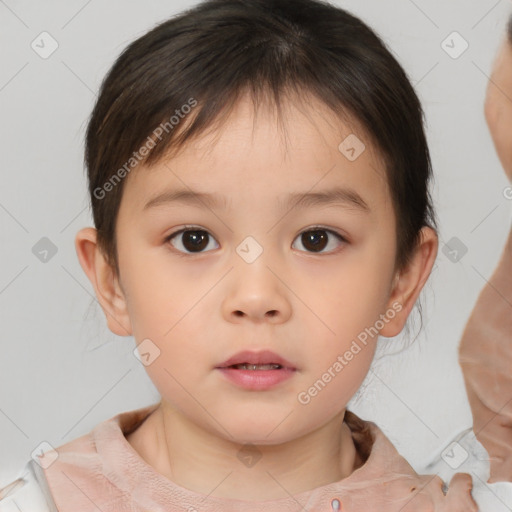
left=379, top=227, right=438, bottom=338
left=74, top=227, right=132, bottom=337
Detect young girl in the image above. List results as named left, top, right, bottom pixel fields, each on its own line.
left=0, top=0, right=506, bottom=510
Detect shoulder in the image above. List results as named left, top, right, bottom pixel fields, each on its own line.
left=418, top=425, right=512, bottom=511
left=0, top=460, right=56, bottom=512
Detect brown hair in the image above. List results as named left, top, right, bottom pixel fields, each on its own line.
left=85, top=0, right=437, bottom=281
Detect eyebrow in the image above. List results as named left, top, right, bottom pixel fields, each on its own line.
left=143, top=186, right=370, bottom=213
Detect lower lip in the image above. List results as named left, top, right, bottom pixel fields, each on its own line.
left=216, top=367, right=296, bottom=390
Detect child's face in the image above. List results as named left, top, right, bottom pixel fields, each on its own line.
left=84, top=93, right=427, bottom=444
left=485, top=36, right=512, bottom=182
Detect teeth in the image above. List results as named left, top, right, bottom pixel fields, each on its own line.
left=231, top=363, right=282, bottom=370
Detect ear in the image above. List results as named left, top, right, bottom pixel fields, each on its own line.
left=380, top=226, right=438, bottom=337
left=74, top=227, right=132, bottom=337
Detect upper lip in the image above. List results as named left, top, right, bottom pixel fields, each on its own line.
left=216, top=350, right=297, bottom=370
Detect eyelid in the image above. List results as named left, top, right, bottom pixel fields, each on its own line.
left=165, top=225, right=204, bottom=238
left=163, top=225, right=215, bottom=244
left=298, top=225, right=349, bottom=243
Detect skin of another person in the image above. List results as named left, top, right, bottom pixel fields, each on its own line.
left=485, top=35, right=512, bottom=182
left=458, top=32, right=512, bottom=483
left=74, top=91, right=438, bottom=500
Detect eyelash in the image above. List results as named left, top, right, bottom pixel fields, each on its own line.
left=164, top=225, right=348, bottom=255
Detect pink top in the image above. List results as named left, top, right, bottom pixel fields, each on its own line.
left=36, top=403, right=478, bottom=511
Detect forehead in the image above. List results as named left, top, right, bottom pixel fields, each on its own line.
left=122, top=92, right=391, bottom=216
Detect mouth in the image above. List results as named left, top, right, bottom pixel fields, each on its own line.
left=224, top=363, right=284, bottom=370
left=215, top=350, right=297, bottom=371
left=215, top=351, right=297, bottom=390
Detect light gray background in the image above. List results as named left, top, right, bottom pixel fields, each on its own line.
left=1, top=0, right=512, bottom=484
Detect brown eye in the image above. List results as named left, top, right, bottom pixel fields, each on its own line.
left=292, top=228, right=346, bottom=254
left=165, top=226, right=346, bottom=255
left=166, top=228, right=219, bottom=254
left=302, top=230, right=327, bottom=252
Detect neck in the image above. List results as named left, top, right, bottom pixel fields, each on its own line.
left=128, top=400, right=359, bottom=501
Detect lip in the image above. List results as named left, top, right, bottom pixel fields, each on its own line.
left=216, top=367, right=295, bottom=390
left=215, top=350, right=297, bottom=370
left=215, top=350, right=297, bottom=391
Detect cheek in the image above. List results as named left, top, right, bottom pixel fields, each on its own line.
left=301, top=247, right=393, bottom=394
left=494, top=114, right=512, bottom=181
left=128, top=289, right=214, bottom=415
left=120, top=245, right=225, bottom=379
left=120, top=242, right=206, bottom=338
left=486, top=92, right=512, bottom=181
left=296, top=325, right=377, bottom=421
left=319, top=238, right=394, bottom=325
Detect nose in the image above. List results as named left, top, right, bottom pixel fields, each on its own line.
left=221, top=255, right=292, bottom=324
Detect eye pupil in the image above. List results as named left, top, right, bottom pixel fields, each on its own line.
left=302, top=230, right=328, bottom=252
left=183, top=230, right=209, bottom=252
